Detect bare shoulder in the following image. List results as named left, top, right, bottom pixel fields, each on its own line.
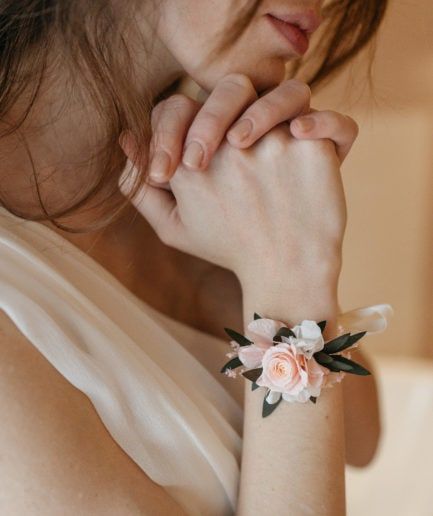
left=0, top=310, right=188, bottom=515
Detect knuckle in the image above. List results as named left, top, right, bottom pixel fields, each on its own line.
left=163, top=93, right=195, bottom=110
left=220, top=72, right=254, bottom=91
left=319, top=110, right=340, bottom=131
left=152, top=94, right=196, bottom=127
left=261, top=124, right=291, bottom=151
left=248, top=97, right=277, bottom=124
left=321, top=111, right=359, bottom=140
left=344, top=114, right=359, bottom=137
left=305, top=138, right=337, bottom=159
left=190, top=110, right=221, bottom=138
left=287, top=79, right=311, bottom=102
left=200, top=109, right=221, bottom=125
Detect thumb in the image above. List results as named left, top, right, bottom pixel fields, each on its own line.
left=118, top=133, right=182, bottom=247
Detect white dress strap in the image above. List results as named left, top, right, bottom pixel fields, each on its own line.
left=0, top=207, right=242, bottom=515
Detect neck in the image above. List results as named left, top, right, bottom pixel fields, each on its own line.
left=0, top=28, right=200, bottom=313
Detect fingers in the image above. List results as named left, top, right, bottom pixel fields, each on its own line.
left=148, top=94, right=202, bottom=183
left=181, top=73, right=258, bottom=170
left=289, top=110, right=359, bottom=163
left=118, top=157, right=183, bottom=246
left=226, top=79, right=311, bottom=148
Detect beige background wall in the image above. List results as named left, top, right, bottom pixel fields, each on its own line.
left=312, top=0, right=433, bottom=359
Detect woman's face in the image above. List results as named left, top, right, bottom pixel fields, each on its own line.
left=156, top=0, right=324, bottom=94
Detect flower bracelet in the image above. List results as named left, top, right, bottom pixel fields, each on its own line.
left=220, top=303, right=394, bottom=418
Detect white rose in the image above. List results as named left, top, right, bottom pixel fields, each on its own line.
left=282, top=320, right=325, bottom=359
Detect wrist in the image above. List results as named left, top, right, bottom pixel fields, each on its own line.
left=236, top=251, right=341, bottom=291
left=240, top=270, right=340, bottom=341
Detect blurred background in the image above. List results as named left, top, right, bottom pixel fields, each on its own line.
left=310, top=1, right=433, bottom=514
left=312, top=0, right=433, bottom=362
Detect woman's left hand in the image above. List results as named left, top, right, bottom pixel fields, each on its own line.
left=120, top=75, right=358, bottom=189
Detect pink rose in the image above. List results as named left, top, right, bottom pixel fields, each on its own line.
left=256, top=342, right=328, bottom=403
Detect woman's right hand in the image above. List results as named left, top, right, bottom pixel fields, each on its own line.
left=119, top=121, right=347, bottom=288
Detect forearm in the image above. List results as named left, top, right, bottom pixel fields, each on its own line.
left=236, top=273, right=346, bottom=516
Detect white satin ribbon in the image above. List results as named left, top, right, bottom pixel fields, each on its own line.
left=336, top=303, right=394, bottom=336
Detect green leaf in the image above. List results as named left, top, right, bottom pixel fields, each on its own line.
left=317, top=320, right=327, bottom=333
left=242, top=367, right=263, bottom=382
left=251, top=381, right=260, bottom=391
left=327, top=357, right=354, bottom=372
left=310, top=396, right=317, bottom=404
left=335, top=331, right=367, bottom=352
left=314, top=351, right=334, bottom=365
left=322, top=333, right=351, bottom=354
left=329, top=355, right=371, bottom=376
left=262, top=392, right=283, bottom=418
left=220, top=356, right=243, bottom=373
left=253, top=312, right=262, bottom=320
left=319, top=360, right=344, bottom=373
left=223, top=327, right=252, bottom=347
left=273, top=327, right=296, bottom=340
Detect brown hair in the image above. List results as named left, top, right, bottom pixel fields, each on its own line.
left=0, top=0, right=388, bottom=233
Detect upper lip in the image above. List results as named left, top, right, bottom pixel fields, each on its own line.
left=267, top=11, right=323, bottom=35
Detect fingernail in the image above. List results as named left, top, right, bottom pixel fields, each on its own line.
left=149, top=150, right=170, bottom=182
left=182, top=141, right=205, bottom=169
left=227, top=118, right=253, bottom=142
left=294, top=116, right=315, bottom=132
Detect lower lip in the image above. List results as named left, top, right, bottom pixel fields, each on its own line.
left=266, top=14, right=309, bottom=55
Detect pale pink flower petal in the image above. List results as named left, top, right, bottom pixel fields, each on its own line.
left=246, top=318, right=286, bottom=348
left=238, top=344, right=266, bottom=369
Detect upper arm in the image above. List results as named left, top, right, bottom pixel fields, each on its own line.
left=0, top=310, right=188, bottom=515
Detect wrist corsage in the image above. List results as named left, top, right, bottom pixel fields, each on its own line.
left=220, top=304, right=393, bottom=418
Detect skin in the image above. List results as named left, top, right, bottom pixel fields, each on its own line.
left=0, top=0, right=381, bottom=512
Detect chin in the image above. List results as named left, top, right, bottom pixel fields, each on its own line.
left=251, top=61, right=288, bottom=93
left=192, top=57, right=288, bottom=95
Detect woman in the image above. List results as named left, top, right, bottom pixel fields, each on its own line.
left=0, top=1, right=391, bottom=514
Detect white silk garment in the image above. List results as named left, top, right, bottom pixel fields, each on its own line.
left=0, top=206, right=393, bottom=516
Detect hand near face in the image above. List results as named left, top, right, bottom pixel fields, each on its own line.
left=118, top=119, right=347, bottom=285
left=119, top=74, right=358, bottom=191
left=118, top=74, right=350, bottom=284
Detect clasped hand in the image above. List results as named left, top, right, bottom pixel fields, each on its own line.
left=118, top=74, right=358, bottom=281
